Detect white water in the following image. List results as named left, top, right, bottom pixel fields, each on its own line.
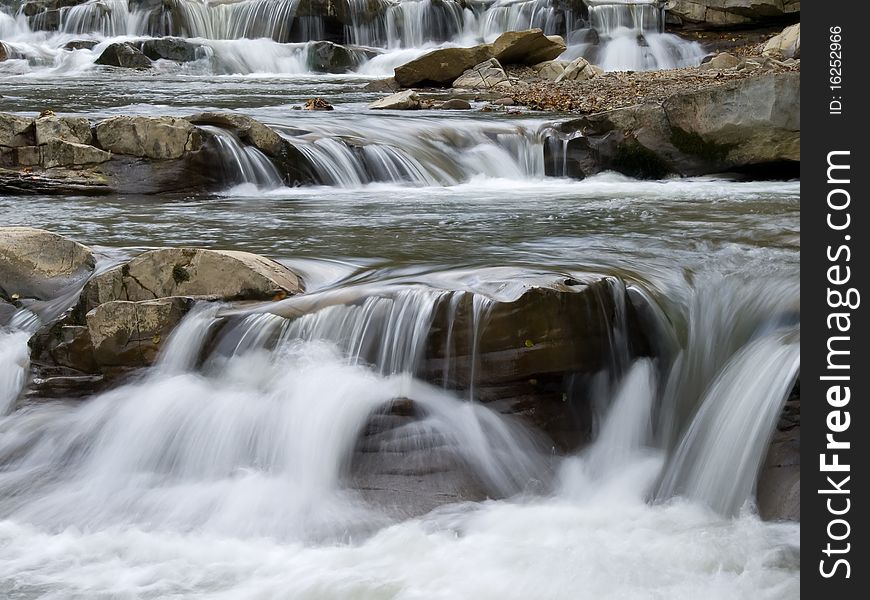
left=2, top=0, right=705, bottom=76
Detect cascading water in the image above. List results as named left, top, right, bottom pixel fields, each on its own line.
left=2, top=0, right=705, bottom=75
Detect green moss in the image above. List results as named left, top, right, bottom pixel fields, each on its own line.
left=611, top=141, right=671, bottom=180
left=670, top=127, right=735, bottom=162
left=172, top=264, right=190, bottom=285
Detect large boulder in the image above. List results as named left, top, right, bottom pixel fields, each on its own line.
left=549, top=72, right=800, bottom=179
left=0, top=227, right=95, bottom=301
left=80, top=247, right=303, bottom=313
left=666, top=0, right=800, bottom=27
left=492, top=29, right=566, bottom=65
left=394, top=44, right=493, bottom=88
left=369, top=90, right=422, bottom=110
left=663, top=71, right=800, bottom=167
left=555, top=57, right=603, bottom=82
left=95, top=42, right=153, bottom=69
left=28, top=240, right=306, bottom=392
left=762, top=23, right=800, bottom=59
left=452, top=58, right=512, bottom=91
left=186, top=112, right=318, bottom=185
left=0, top=113, right=34, bottom=148
left=138, top=37, right=200, bottom=62
left=306, top=40, right=363, bottom=73
left=33, top=114, right=93, bottom=145
left=94, top=116, right=201, bottom=160
left=87, top=297, right=195, bottom=371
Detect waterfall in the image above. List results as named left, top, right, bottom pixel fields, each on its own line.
left=199, top=125, right=286, bottom=188
left=4, top=0, right=706, bottom=74
left=572, top=0, right=704, bottom=69
left=281, top=118, right=550, bottom=188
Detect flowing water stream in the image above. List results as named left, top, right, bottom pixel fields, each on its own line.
left=0, top=2, right=798, bottom=598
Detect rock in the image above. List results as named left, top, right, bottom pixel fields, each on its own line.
left=80, top=247, right=303, bottom=313
left=303, top=97, right=334, bottom=111
left=363, top=78, right=400, bottom=93
left=439, top=98, right=472, bottom=110
left=555, top=57, right=602, bottom=83
left=306, top=40, right=360, bottom=73
left=94, top=42, right=152, bottom=69
left=33, top=115, right=93, bottom=145
left=420, top=276, right=651, bottom=450
left=0, top=227, right=95, bottom=301
left=492, top=29, right=566, bottom=65
left=22, top=139, right=112, bottom=168
left=757, top=412, right=799, bottom=521
left=550, top=72, right=800, bottom=179
left=139, top=37, right=200, bottom=63
left=664, top=72, right=800, bottom=167
left=534, top=60, right=567, bottom=81
left=369, top=90, right=422, bottom=110
left=63, top=39, right=98, bottom=51
left=394, top=44, right=493, bottom=88
left=186, top=112, right=317, bottom=185
left=493, top=97, right=515, bottom=106
left=87, top=297, right=194, bottom=371
left=94, top=116, right=200, bottom=160
left=0, top=42, right=10, bottom=62
left=666, top=0, right=800, bottom=27
left=452, top=58, right=512, bottom=91
left=699, top=52, right=741, bottom=71
left=187, top=112, right=283, bottom=156
left=762, top=23, right=800, bottom=59
left=0, top=113, right=34, bottom=148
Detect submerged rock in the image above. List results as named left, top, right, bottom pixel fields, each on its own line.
left=306, top=40, right=362, bottom=73
left=394, top=44, right=493, bottom=88
left=439, top=98, right=472, bottom=110
left=757, top=399, right=800, bottom=521
left=369, top=90, right=422, bottom=110
left=303, top=97, right=334, bottom=111
left=0, top=226, right=95, bottom=301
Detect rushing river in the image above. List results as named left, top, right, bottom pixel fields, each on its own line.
left=1, top=2, right=798, bottom=598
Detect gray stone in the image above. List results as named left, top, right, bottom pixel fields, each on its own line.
left=95, top=42, right=152, bottom=69
left=452, top=58, right=512, bottom=91
left=94, top=116, right=201, bottom=160
left=369, top=90, right=422, bottom=110
left=80, top=247, right=303, bottom=312
left=555, top=57, right=602, bottom=83
left=762, top=23, right=800, bottom=59
left=87, top=297, right=194, bottom=370
left=139, top=37, right=200, bottom=62
left=0, top=113, right=34, bottom=147
left=439, top=98, right=472, bottom=110
left=698, top=52, right=741, bottom=71
left=0, top=226, right=95, bottom=300
left=394, top=44, right=493, bottom=88
left=33, top=115, right=93, bottom=145
left=492, top=29, right=566, bottom=65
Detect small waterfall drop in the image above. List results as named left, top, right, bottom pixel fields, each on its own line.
left=200, top=125, right=285, bottom=188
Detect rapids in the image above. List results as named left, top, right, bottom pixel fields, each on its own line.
left=0, top=1, right=798, bottom=598
left=1, top=0, right=705, bottom=76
